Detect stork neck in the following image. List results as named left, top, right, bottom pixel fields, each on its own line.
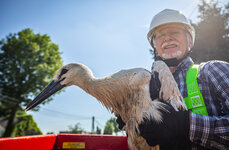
left=79, top=77, right=113, bottom=102
left=75, top=74, right=97, bottom=93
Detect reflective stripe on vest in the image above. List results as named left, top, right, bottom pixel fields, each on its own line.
left=184, top=64, right=208, bottom=116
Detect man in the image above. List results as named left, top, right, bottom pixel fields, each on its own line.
left=117, top=9, right=229, bottom=150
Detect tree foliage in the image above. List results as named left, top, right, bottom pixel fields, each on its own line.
left=0, top=28, right=63, bottom=136
left=11, top=112, right=42, bottom=137
left=96, top=126, right=101, bottom=134
left=66, top=123, right=84, bottom=134
left=103, top=121, right=114, bottom=135
left=103, top=117, right=121, bottom=135
left=190, top=0, right=229, bottom=63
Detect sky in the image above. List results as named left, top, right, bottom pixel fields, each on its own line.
left=1, top=0, right=227, bottom=134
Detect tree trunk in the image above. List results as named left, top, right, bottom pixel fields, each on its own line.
left=3, top=105, right=18, bottom=137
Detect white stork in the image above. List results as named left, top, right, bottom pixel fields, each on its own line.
left=25, top=60, right=187, bottom=150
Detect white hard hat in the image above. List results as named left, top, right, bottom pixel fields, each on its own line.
left=147, top=9, right=195, bottom=48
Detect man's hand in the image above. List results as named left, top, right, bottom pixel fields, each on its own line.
left=139, top=100, right=191, bottom=150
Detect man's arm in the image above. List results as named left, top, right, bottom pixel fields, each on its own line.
left=190, top=61, right=229, bottom=149
left=190, top=113, right=229, bottom=149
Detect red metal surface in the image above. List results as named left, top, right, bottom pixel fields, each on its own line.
left=54, top=134, right=129, bottom=150
left=0, top=134, right=57, bottom=150
left=0, top=134, right=129, bottom=150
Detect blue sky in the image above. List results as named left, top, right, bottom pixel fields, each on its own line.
left=1, top=0, right=227, bottom=134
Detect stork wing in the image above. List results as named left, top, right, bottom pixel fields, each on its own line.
left=152, top=60, right=187, bottom=111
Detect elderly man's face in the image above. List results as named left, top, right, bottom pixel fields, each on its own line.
left=154, top=26, right=192, bottom=60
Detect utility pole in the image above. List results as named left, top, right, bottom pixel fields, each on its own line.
left=92, top=116, right=95, bottom=133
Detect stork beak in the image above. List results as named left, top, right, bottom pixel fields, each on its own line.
left=25, top=78, right=66, bottom=111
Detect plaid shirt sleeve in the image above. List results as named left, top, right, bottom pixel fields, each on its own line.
left=190, top=61, right=229, bottom=149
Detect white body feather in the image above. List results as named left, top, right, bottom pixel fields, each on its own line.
left=54, top=60, right=186, bottom=150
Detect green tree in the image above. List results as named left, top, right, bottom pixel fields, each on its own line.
left=108, top=117, right=121, bottom=135
left=96, top=126, right=101, bottom=134
left=103, top=117, right=121, bottom=135
left=103, top=122, right=114, bottom=135
left=11, top=111, right=42, bottom=136
left=191, top=0, right=229, bottom=63
left=0, top=28, right=63, bottom=137
left=67, top=123, right=84, bottom=134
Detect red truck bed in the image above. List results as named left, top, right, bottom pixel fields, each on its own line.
left=0, top=134, right=129, bottom=150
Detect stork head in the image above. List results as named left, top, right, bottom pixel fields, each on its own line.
left=25, top=63, right=93, bottom=111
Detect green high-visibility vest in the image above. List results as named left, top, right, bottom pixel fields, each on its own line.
left=184, top=64, right=208, bottom=116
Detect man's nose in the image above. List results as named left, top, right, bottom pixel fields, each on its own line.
left=163, top=33, right=173, bottom=42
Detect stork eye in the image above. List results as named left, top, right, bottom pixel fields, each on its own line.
left=59, top=69, right=68, bottom=79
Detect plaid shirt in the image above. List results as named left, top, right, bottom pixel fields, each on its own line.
left=173, top=56, right=229, bottom=150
